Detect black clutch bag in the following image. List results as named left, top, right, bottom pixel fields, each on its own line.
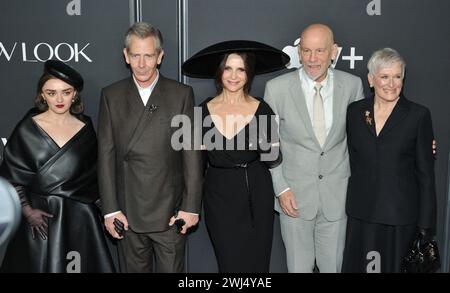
left=401, top=236, right=440, bottom=273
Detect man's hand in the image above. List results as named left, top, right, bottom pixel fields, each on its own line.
left=105, top=212, right=129, bottom=239
left=278, top=189, right=299, bottom=218
left=169, top=210, right=199, bottom=234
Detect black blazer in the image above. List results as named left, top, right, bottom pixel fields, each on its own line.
left=345, top=95, right=436, bottom=229
left=97, top=75, right=203, bottom=233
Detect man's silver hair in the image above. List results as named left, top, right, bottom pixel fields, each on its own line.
left=124, top=22, right=163, bottom=53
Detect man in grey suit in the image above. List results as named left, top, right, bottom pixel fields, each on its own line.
left=264, top=24, right=364, bottom=273
left=97, top=22, right=202, bottom=273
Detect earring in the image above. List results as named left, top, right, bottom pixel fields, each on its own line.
left=72, top=99, right=75, bottom=103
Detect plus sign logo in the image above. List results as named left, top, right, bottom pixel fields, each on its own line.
left=282, top=38, right=364, bottom=70
left=67, top=0, right=81, bottom=16
left=341, top=47, right=364, bottom=69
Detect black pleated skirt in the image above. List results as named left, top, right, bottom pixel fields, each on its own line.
left=342, top=216, right=417, bottom=273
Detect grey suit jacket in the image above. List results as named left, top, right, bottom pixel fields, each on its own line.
left=264, top=69, right=363, bottom=221
left=97, top=75, right=203, bottom=233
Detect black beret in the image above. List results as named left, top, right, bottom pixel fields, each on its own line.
left=44, top=60, right=84, bottom=91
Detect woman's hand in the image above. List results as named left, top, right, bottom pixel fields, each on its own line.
left=22, top=205, right=53, bottom=240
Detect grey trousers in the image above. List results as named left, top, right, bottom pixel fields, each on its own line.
left=279, top=206, right=347, bottom=273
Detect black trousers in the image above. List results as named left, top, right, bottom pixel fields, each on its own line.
left=117, top=226, right=186, bottom=273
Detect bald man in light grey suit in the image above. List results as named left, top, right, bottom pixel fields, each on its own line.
left=264, top=24, right=364, bottom=273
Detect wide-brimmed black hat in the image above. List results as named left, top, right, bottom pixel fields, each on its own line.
left=182, top=40, right=290, bottom=78
left=44, top=60, right=84, bottom=91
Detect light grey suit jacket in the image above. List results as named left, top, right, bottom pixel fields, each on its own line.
left=264, top=68, right=364, bottom=221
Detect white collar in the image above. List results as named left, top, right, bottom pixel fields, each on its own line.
left=132, top=70, right=159, bottom=92
left=299, top=67, right=332, bottom=90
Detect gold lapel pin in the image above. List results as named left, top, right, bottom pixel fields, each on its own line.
left=365, top=110, right=372, bottom=126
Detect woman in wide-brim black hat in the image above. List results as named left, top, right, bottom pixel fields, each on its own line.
left=0, top=60, right=115, bottom=273
left=182, top=40, right=289, bottom=273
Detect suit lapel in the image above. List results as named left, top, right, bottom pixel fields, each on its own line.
left=123, top=78, right=146, bottom=145
left=377, top=95, right=409, bottom=138
left=322, top=74, right=344, bottom=149
left=125, top=75, right=164, bottom=154
left=287, top=71, right=318, bottom=145
left=126, top=77, right=146, bottom=114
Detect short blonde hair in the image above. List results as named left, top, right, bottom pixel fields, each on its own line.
left=367, top=48, right=406, bottom=77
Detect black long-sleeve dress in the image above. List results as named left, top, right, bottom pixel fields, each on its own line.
left=201, top=98, right=281, bottom=273
left=0, top=109, right=115, bottom=273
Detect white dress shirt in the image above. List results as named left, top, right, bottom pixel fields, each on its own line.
left=133, top=70, right=159, bottom=106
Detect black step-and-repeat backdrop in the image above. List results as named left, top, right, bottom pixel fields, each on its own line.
left=1, top=0, right=450, bottom=272
left=0, top=0, right=131, bottom=131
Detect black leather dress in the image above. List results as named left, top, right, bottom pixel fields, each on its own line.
left=0, top=109, right=115, bottom=273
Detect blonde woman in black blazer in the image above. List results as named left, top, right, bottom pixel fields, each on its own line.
left=342, top=48, right=437, bottom=273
